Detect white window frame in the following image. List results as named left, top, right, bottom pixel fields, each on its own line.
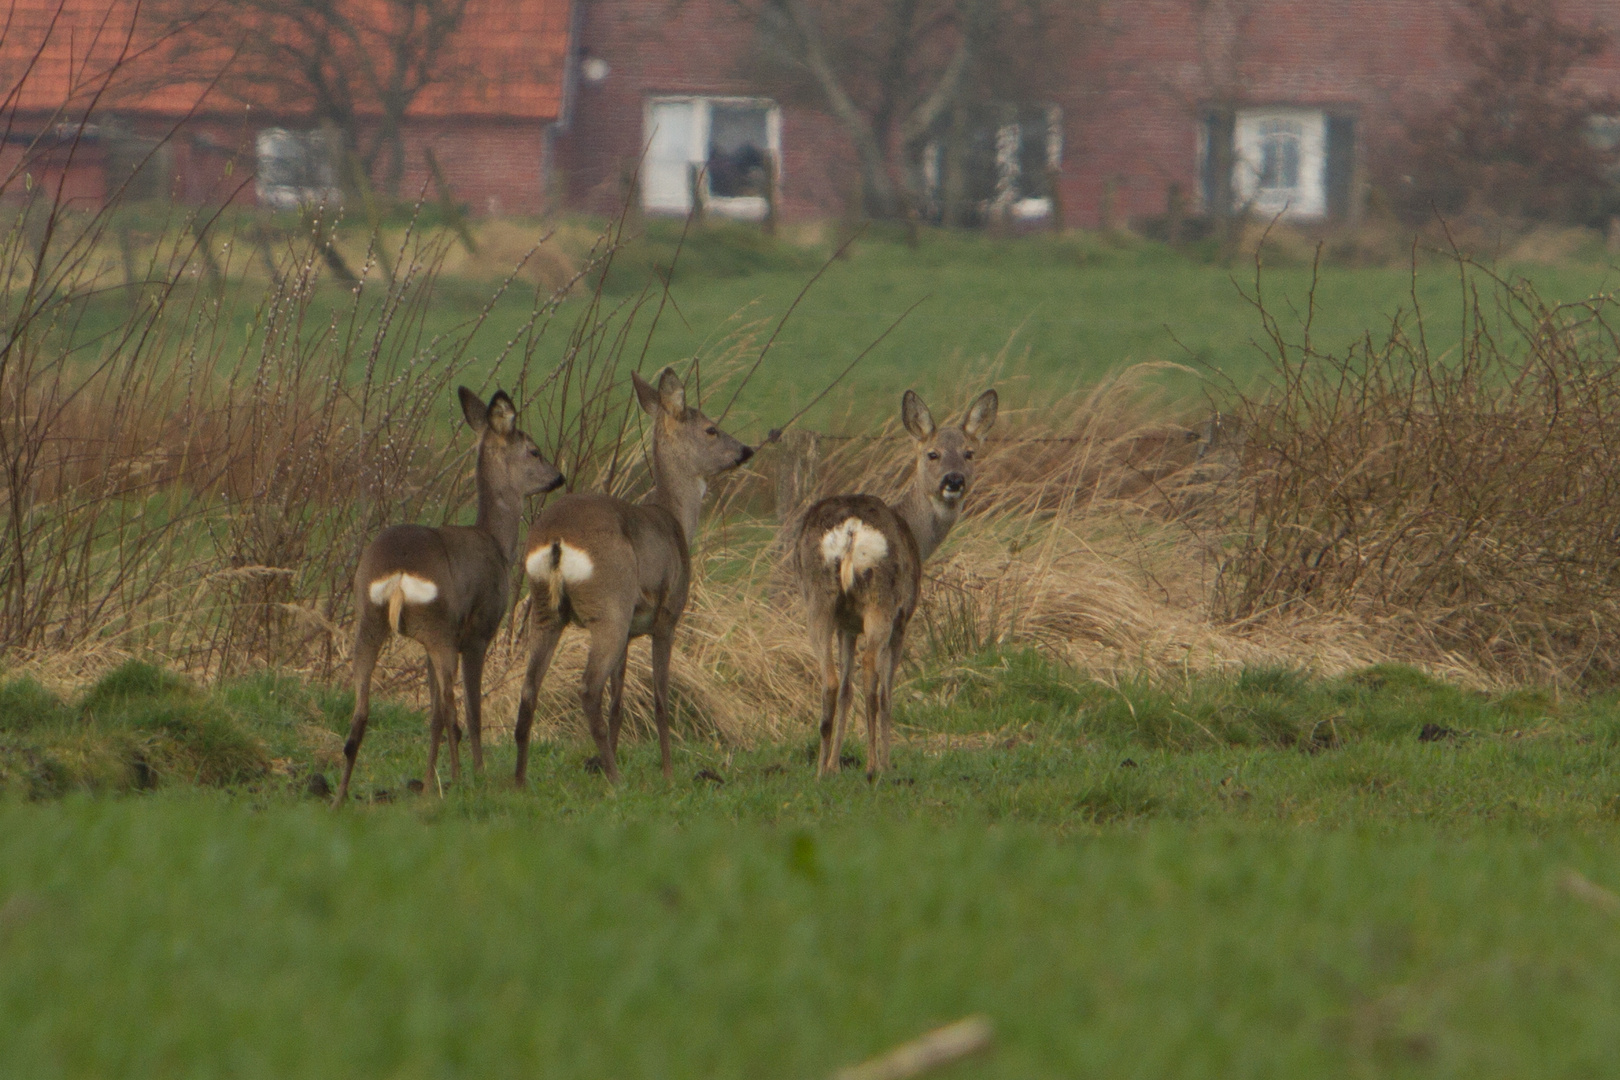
left=255, top=127, right=342, bottom=211
left=642, top=96, right=782, bottom=221
left=1231, top=107, right=1327, bottom=220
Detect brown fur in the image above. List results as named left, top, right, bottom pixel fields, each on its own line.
left=793, top=388, right=997, bottom=779
left=334, top=387, right=564, bottom=806
left=513, top=367, right=753, bottom=785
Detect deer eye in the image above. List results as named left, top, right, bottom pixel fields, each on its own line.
left=927, top=451, right=941, bottom=461
left=706, top=426, right=718, bottom=436
left=529, top=448, right=541, bottom=458
left=964, top=449, right=975, bottom=460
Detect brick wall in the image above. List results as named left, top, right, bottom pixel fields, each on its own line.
left=0, top=140, right=108, bottom=207
left=556, top=0, right=857, bottom=220
left=397, top=120, right=550, bottom=216
left=2, top=111, right=551, bottom=215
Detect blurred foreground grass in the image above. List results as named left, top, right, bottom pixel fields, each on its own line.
left=4, top=802, right=1620, bottom=1078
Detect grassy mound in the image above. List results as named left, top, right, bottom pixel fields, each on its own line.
left=8, top=650, right=1620, bottom=830
left=0, top=661, right=271, bottom=797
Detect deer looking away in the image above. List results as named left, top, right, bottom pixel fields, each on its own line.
left=793, top=388, right=997, bottom=779
left=513, top=367, right=754, bottom=785
left=334, top=388, right=564, bottom=806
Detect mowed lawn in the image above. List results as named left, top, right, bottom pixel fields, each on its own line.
left=7, top=659, right=1620, bottom=1076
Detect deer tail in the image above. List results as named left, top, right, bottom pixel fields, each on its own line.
left=547, top=539, right=566, bottom=614
left=837, top=532, right=858, bottom=594
left=820, top=517, right=887, bottom=594
left=386, top=582, right=405, bottom=635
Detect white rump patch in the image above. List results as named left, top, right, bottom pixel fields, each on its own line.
left=525, top=541, right=595, bottom=584
left=367, top=572, right=438, bottom=606
left=821, top=517, right=889, bottom=586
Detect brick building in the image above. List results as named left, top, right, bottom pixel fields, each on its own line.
left=559, top=0, right=1620, bottom=228
left=1062, top=0, right=1620, bottom=229
left=0, top=0, right=572, bottom=215
left=4, top=0, right=1619, bottom=225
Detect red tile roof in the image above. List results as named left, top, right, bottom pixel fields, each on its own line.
left=0, top=0, right=572, bottom=120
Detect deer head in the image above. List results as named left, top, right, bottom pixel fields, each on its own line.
left=458, top=386, right=565, bottom=500
left=633, top=367, right=754, bottom=479
left=901, top=387, right=998, bottom=511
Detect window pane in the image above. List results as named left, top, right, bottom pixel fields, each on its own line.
left=1015, top=107, right=1050, bottom=199
left=644, top=101, right=696, bottom=212
left=707, top=105, right=769, bottom=198
left=1257, top=119, right=1302, bottom=190
left=1280, top=138, right=1299, bottom=188
left=256, top=128, right=339, bottom=210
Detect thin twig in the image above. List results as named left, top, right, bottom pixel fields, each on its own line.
left=718, top=223, right=866, bottom=422
left=832, top=1016, right=994, bottom=1080
left=761, top=294, right=929, bottom=445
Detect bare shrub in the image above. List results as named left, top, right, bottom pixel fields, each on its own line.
left=1213, top=247, right=1620, bottom=684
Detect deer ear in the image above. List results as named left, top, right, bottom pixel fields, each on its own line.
left=632, top=371, right=661, bottom=416
left=656, top=367, right=686, bottom=416
left=901, top=390, right=935, bottom=441
left=486, top=390, right=517, bottom=437
left=459, top=386, right=489, bottom=431
left=962, top=388, right=998, bottom=439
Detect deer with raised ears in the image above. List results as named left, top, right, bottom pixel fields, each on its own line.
left=793, top=387, right=998, bottom=779
left=334, top=387, right=565, bottom=806
left=513, top=367, right=754, bottom=785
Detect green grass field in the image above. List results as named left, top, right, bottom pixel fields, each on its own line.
left=7, top=656, right=1620, bottom=1077
left=595, top=225, right=1620, bottom=422
left=66, top=220, right=1620, bottom=433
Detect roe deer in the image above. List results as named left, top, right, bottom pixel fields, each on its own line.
left=793, top=388, right=997, bottom=779
left=513, top=367, right=753, bottom=785
left=334, top=387, right=564, bottom=806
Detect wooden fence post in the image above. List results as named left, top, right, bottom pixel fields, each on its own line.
left=774, top=430, right=819, bottom=522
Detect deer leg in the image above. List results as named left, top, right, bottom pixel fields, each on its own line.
left=336, top=615, right=387, bottom=807
left=424, top=646, right=460, bottom=792
left=813, top=617, right=839, bottom=778
left=582, top=616, right=632, bottom=784
left=650, top=627, right=675, bottom=782
left=514, top=609, right=564, bottom=788
left=441, top=648, right=463, bottom=784
left=424, top=659, right=445, bottom=791
left=425, top=672, right=463, bottom=751
left=461, top=640, right=489, bottom=775
left=880, top=619, right=908, bottom=775
left=606, top=649, right=629, bottom=758
left=826, top=628, right=858, bottom=775
left=860, top=629, right=884, bottom=782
